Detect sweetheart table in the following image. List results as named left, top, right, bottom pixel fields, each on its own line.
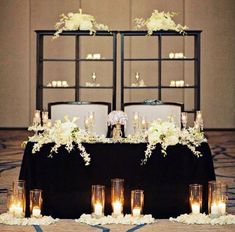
left=19, top=142, right=215, bottom=219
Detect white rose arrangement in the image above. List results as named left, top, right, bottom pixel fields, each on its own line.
left=28, top=116, right=91, bottom=166
left=53, top=9, right=109, bottom=39
left=134, top=10, right=188, bottom=35
left=142, top=118, right=206, bottom=165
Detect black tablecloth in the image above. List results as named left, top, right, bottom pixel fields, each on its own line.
left=19, top=142, right=215, bottom=219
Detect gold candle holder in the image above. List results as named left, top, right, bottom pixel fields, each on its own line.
left=189, top=184, right=202, bottom=214
left=131, top=190, right=144, bottom=217
left=91, top=185, right=105, bottom=218
left=30, top=189, right=43, bottom=218
left=208, top=181, right=227, bottom=217
left=111, top=178, right=124, bottom=217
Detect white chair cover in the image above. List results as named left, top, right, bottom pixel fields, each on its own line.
left=124, top=103, right=183, bottom=135
left=49, top=103, right=110, bottom=136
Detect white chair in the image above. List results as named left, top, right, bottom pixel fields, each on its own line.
left=124, top=101, right=183, bottom=135
left=48, top=102, right=111, bottom=136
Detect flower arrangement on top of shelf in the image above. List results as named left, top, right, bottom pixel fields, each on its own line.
left=134, top=10, right=188, bottom=35
left=53, top=9, right=109, bottom=39
left=26, top=110, right=206, bottom=166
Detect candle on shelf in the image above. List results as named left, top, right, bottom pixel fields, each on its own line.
left=57, top=81, right=62, bottom=87
left=170, top=80, right=176, bottom=87
left=191, top=203, right=200, bottom=214
left=91, top=73, right=96, bottom=82
left=218, top=201, right=226, bottom=215
left=52, top=81, right=57, bottom=87
left=169, top=52, right=174, bottom=59
left=94, top=202, right=103, bottom=216
left=62, top=81, right=68, bottom=87
left=132, top=207, right=141, bottom=217
left=32, top=206, right=41, bottom=217
left=113, top=201, right=122, bottom=215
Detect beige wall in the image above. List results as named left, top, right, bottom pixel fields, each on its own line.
left=0, top=0, right=234, bottom=128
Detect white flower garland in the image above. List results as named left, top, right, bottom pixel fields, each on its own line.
left=76, top=214, right=155, bottom=225
left=169, top=213, right=235, bottom=225
left=134, top=10, right=188, bottom=35
left=53, top=9, right=109, bottom=39
left=27, top=117, right=206, bottom=166
left=0, top=213, right=59, bottom=226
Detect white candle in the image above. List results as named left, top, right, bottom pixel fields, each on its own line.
left=196, top=111, right=202, bottom=121
left=57, top=81, right=62, bottom=87
left=132, top=207, right=141, bottom=217
left=218, top=202, right=226, bottom=215
left=191, top=203, right=200, bottom=214
left=52, top=81, right=57, bottom=87
left=211, top=203, right=219, bottom=215
left=170, top=80, right=176, bottom=86
left=113, top=201, right=122, bottom=215
left=94, top=203, right=103, bottom=216
left=46, top=119, right=52, bottom=128
left=169, top=52, right=174, bottom=59
left=10, top=203, right=23, bottom=217
left=32, top=206, right=41, bottom=217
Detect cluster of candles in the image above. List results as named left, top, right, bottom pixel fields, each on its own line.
left=181, top=110, right=203, bottom=130
left=169, top=80, right=185, bottom=87
left=84, top=112, right=95, bottom=133
left=169, top=52, right=185, bottom=59
left=190, top=181, right=227, bottom=217
left=47, top=80, right=69, bottom=87
left=92, top=179, right=144, bottom=218
left=86, top=53, right=102, bottom=59
left=8, top=180, right=43, bottom=218
left=33, top=110, right=52, bottom=128
left=132, top=112, right=148, bottom=135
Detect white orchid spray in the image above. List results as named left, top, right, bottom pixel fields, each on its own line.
left=53, top=9, right=109, bottom=39
left=142, top=118, right=206, bottom=165
left=29, top=116, right=91, bottom=166
left=134, top=10, right=188, bottom=35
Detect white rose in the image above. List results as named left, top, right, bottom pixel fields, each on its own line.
left=80, top=20, right=93, bottom=30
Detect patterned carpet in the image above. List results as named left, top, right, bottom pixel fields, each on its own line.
left=0, top=130, right=234, bottom=231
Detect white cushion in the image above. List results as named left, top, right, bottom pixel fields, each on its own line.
left=124, top=104, right=182, bottom=135
left=50, top=103, right=109, bottom=136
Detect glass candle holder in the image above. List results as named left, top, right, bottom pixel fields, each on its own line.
left=208, top=181, right=228, bottom=217
left=131, top=190, right=144, bottom=217
left=189, top=184, right=202, bottom=214
left=111, top=178, right=124, bottom=217
left=30, top=189, right=43, bottom=218
left=181, top=112, right=188, bottom=129
left=33, top=110, right=41, bottom=124
left=133, top=112, right=140, bottom=135
left=42, top=111, right=48, bottom=125
left=91, top=185, right=105, bottom=218
left=8, top=180, right=26, bottom=218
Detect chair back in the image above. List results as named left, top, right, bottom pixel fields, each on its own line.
left=124, top=101, right=183, bottom=135
left=48, top=101, right=111, bottom=136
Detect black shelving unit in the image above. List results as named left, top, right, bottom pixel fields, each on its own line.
left=36, top=30, right=117, bottom=110
left=120, top=30, right=201, bottom=115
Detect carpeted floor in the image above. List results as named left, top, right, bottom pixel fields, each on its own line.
left=0, top=130, right=234, bottom=231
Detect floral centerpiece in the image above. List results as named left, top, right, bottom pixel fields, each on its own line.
left=53, top=9, right=109, bottom=39
left=28, top=116, right=91, bottom=166
left=107, top=111, right=128, bottom=140
left=142, top=118, right=206, bottom=164
left=134, top=10, right=188, bottom=35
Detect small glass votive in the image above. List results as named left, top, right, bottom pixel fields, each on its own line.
left=181, top=112, right=188, bottom=129
left=30, top=189, right=43, bottom=218
left=208, top=181, right=227, bottom=217
left=189, top=184, right=202, bottom=214
left=91, top=185, right=105, bottom=218
left=52, top=80, right=57, bottom=87
left=111, top=178, right=124, bottom=217
left=131, top=190, right=144, bottom=217
left=57, top=81, right=62, bottom=87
